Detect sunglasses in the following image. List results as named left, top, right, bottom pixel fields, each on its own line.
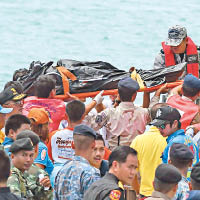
left=157, top=123, right=169, bottom=130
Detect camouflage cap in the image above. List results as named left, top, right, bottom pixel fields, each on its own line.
left=165, top=25, right=187, bottom=46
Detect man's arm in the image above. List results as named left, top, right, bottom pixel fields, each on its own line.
left=153, top=51, right=166, bottom=69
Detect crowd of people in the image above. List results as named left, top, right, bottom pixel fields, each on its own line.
left=0, top=24, right=200, bottom=200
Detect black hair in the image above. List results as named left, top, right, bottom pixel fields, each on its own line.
left=34, top=75, right=56, bottom=98
left=109, top=146, right=137, bottom=168
left=0, top=150, right=10, bottom=182
left=182, top=84, right=199, bottom=97
left=118, top=88, right=135, bottom=102
left=154, top=177, right=177, bottom=193
left=170, top=157, right=192, bottom=169
left=95, top=134, right=105, bottom=146
left=169, top=120, right=181, bottom=129
left=66, top=100, right=85, bottom=123
left=5, top=114, right=31, bottom=136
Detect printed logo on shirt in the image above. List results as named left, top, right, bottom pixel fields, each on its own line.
left=41, top=149, right=46, bottom=160
left=109, top=190, right=121, bottom=200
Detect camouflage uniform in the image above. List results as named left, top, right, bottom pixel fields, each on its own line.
left=27, top=164, right=53, bottom=200
left=7, top=164, right=53, bottom=200
left=7, top=167, right=34, bottom=199
left=54, top=155, right=100, bottom=200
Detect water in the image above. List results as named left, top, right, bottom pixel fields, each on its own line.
left=1, top=0, right=200, bottom=103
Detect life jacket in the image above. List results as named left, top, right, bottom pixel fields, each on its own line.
left=23, top=96, right=66, bottom=132
left=167, top=95, right=199, bottom=130
left=162, top=37, right=199, bottom=78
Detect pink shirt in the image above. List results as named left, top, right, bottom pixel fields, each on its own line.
left=93, top=102, right=150, bottom=149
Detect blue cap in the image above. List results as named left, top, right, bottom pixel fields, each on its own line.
left=118, top=77, right=139, bottom=93
left=183, top=74, right=200, bottom=90
left=0, top=105, right=13, bottom=114
left=74, top=124, right=96, bottom=138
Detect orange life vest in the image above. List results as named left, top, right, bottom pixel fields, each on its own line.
left=167, top=94, right=199, bottom=130
left=162, top=37, right=199, bottom=78
left=23, top=96, right=66, bottom=132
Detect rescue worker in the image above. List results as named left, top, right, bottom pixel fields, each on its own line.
left=145, top=164, right=182, bottom=200
left=0, top=150, right=22, bottom=200
left=90, top=134, right=109, bottom=177
left=8, top=130, right=53, bottom=200
left=167, top=74, right=200, bottom=131
left=93, top=77, right=150, bottom=150
left=54, top=124, right=100, bottom=200
left=130, top=103, right=167, bottom=198
left=22, top=75, right=66, bottom=132
left=83, top=146, right=138, bottom=200
left=169, top=143, right=193, bottom=200
left=154, top=25, right=200, bottom=78
left=7, top=138, right=37, bottom=199
left=47, top=100, right=86, bottom=186
left=0, top=86, right=26, bottom=119
left=28, top=107, right=54, bottom=176
left=150, top=106, right=199, bottom=167
left=3, top=114, right=31, bottom=155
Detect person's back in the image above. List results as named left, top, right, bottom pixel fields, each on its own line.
left=22, top=75, right=66, bottom=132
left=54, top=124, right=100, bottom=200
left=131, top=126, right=167, bottom=197
left=48, top=100, right=86, bottom=186
left=93, top=77, right=150, bottom=150
left=167, top=74, right=200, bottom=131
left=146, top=164, right=182, bottom=200
left=169, top=143, right=193, bottom=200
left=130, top=103, right=167, bottom=197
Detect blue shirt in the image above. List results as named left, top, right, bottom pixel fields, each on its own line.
left=162, top=129, right=199, bottom=166
left=34, top=141, right=54, bottom=175
left=54, top=155, right=100, bottom=200
left=2, top=137, right=14, bottom=155
left=186, top=190, right=200, bottom=200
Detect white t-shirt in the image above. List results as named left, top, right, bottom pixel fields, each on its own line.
left=50, top=128, right=75, bottom=164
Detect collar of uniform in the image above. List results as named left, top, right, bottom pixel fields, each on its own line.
left=166, top=129, right=185, bottom=143
left=151, top=191, right=171, bottom=200
left=73, top=155, right=90, bottom=164
left=11, top=166, right=29, bottom=177
left=106, top=173, right=120, bottom=183
left=0, top=187, right=10, bottom=193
